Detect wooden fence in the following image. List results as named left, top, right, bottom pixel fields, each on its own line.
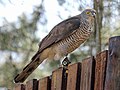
left=14, top=36, right=120, bottom=90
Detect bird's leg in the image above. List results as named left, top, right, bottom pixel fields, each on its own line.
left=61, top=57, right=71, bottom=78
left=62, top=57, right=71, bottom=67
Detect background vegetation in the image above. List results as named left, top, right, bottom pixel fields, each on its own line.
left=0, top=0, right=120, bottom=89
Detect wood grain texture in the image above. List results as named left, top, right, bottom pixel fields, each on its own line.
left=38, top=76, right=51, bottom=90
left=80, top=57, right=95, bottom=90
left=51, top=67, right=66, bottom=90
left=104, top=36, right=120, bottom=90
left=66, top=63, right=81, bottom=90
left=14, top=84, right=25, bottom=90
left=25, top=79, right=38, bottom=90
left=94, top=50, right=108, bottom=90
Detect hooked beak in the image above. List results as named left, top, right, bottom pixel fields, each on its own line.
left=92, top=11, right=96, bottom=18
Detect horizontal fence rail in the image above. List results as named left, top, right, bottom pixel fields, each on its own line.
left=13, top=36, right=120, bottom=90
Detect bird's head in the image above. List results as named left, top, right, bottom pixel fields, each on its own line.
left=81, top=9, right=96, bottom=21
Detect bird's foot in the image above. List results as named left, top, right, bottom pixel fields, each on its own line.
left=62, top=57, right=71, bottom=68
left=61, top=57, right=71, bottom=78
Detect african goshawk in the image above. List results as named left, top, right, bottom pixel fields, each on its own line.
left=14, top=8, right=96, bottom=83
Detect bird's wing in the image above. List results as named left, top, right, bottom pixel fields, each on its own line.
left=39, top=17, right=81, bottom=53
left=14, top=17, right=81, bottom=83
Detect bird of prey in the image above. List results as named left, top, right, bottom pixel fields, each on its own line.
left=14, top=9, right=96, bottom=83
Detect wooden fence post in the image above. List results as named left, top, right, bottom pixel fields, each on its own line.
left=94, top=50, right=108, bottom=90
left=66, top=63, right=81, bottom=90
left=14, top=84, right=25, bottom=90
left=25, top=79, right=38, bottom=90
left=38, top=76, right=51, bottom=90
left=80, top=57, right=95, bottom=90
left=51, top=67, right=66, bottom=90
left=104, top=36, right=120, bottom=90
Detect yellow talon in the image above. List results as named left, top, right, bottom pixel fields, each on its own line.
left=66, top=70, right=68, bottom=74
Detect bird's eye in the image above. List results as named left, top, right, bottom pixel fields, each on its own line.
left=86, top=11, right=91, bottom=15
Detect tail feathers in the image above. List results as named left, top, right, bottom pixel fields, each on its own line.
left=14, top=53, right=43, bottom=83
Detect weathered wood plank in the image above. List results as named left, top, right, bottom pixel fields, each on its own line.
left=66, top=63, right=81, bottom=90
left=14, top=84, right=25, bottom=90
left=104, top=36, right=120, bottom=90
left=51, top=67, right=66, bottom=90
left=94, top=50, right=108, bottom=90
left=80, top=57, right=95, bottom=90
left=25, top=79, right=38, bottom=90
left=38, top=76, right=51, bottom=90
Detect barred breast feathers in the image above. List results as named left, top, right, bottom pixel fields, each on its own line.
left=54, top=19, right=93, bottom=56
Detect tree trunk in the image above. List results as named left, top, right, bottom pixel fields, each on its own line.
left=93, top=0, right=103, bottom=53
